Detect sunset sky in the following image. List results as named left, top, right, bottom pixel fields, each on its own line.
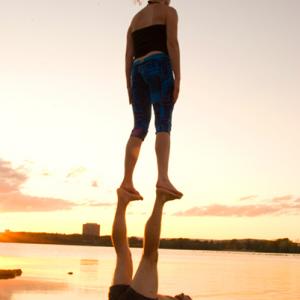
left=1, top=0, right=300, bottom=241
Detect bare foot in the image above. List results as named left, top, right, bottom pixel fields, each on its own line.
left=117, top=187, right=143, bottom=203
left=156, top=188, right=182, bottom=201
left=156, top=179, right=183, bottom=199
left=119, top=184, right=143, bottom=200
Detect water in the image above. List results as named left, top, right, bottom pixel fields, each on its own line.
left=0, top=243, right=299, bottom=300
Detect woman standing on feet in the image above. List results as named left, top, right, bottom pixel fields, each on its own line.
left=119, top=0, right=183, bottom=199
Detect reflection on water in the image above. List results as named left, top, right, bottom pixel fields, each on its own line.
left=0, top=278, right=68, bottom=300
left=79, top=259, right=100, bottom=283
left=0, top=243, right=300, bottom=300
left=80, top=259, right=99, bottom=266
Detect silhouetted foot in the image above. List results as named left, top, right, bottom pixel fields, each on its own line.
left=117, top=187, right=143, bottom=203
left=156, top=187, right=182, bottom=202
left=156, top=179, right=183, bottom=199
left=119, top=183, right=143, bottom=200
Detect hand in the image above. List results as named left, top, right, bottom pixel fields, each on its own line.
left=174, top=293, right=192, bottom=300
left=172, top=78, right=180, bottom=104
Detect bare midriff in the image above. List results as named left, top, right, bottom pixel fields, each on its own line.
left=133, top=50, right=165, bottom=63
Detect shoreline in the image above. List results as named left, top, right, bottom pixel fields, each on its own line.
left=1, top=231, right=300, bottom=254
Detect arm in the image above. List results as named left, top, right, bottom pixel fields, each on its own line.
left=166, top=7, right=181, bottom=82
left=125, top=24, right=134, bottom=103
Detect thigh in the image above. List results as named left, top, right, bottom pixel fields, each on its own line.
left=130, top=257, right=158, bottom=299
left=153, top=97, right=174, bottom=134
left=131, top=66, right=152, bottom=132
left=142, top=55, right=174, bottom=105
left=112, top=252, right=133, bottom=286
left=142, top=56, right=174, bottom=132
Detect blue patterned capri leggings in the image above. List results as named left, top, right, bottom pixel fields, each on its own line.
left=130, top=52, right=175, bottom=141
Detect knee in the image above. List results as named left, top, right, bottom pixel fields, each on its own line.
left=142, top=250, right=159, bottom=264
left=154, top=101, right=173, bottom=135
left=155, top=119, right=172, bottom=135
left=131, top=127, right=148, bottom=141
left=131, top=112, right=151, bottom=140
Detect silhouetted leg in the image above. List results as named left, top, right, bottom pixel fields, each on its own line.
left=120, top=136, right=143, bottom=197
left=155, top=132, right=183, bottom=198
left=131, top=190, right=178, bottom=298
left=120, top=65, right=151, bottom=198
left=111, top=188, right=141, bottom=285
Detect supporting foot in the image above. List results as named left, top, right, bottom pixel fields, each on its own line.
left=156, top=179, right=183, bottom=200
left=119, top=183, right=143, bottom=200
left=117, top=187, right=143, bottom=203
left=156, top=187, right=183, bottom=201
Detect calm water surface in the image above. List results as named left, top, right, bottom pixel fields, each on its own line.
left=0, top=243, right=299, bottom=300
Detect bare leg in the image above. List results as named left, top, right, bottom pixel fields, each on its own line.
left=131, top=190, right=179, bottom=298
left=155, top=132, right=183, bottom=197
left=120, top=136, right=143, bottom=198
left=111, top=188, right=141, bottom=286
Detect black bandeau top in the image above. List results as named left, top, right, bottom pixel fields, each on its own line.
left=132, top=24, right=169, bottom=59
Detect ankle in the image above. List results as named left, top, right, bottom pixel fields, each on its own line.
left=120, top=180, right=133, bottom=188
left=116, top=200, right=128, bottom=211
left=157, top=177, right=170, bottom=185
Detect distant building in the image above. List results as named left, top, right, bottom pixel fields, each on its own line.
left=82, top=223, right=100, bottom=237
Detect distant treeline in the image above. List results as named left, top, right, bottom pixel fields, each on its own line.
left=0, top=231, right=300, bottom=254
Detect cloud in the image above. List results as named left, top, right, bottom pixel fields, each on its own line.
left=128, top=211, right=147, bottom=216
left=174, top=202, right=300, bottom=218
left=80, top=200, right=115, bottom=207
left=91, top=180, right=99, bottom=188
left=41, top=170, right=51, bottom=176
left=174, top=194, right=300, bottom=218
left=66, top=166, right=87, bottom=178
left=272, top=195, right=293, bottom=202
left=0, top=160, right=28, bottom=193
left=239, top=195, right=258, bottom=201
left=88, top=201, right=115, bottom=207
left=0, top=159, right=76, bottom=212
left=0, top=158, right=110, bottom=212
left=0, top=192, right=75, bottom=212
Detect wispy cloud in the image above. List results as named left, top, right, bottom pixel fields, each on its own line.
left=272, top=195, right=293, bottom=202
left=0, top=159, right=111, bottom=212
left=91, top=180, right=99, bottom=188
left=66, top=166, right=87, bottom=178
left=41, top=170, right=51, bottom=176
left=175, top=204, right=279, bottom=217
left=0, top=159, right=75, bottom=212
left=0, top=192, right=75, bottom=212
left=239, top=195, right=258, bottom=201
left=0, top=160, right=27, bottom=193
left=174, top=195, right=300, bottom=217
left=85, top=201, right=115, bottom=207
